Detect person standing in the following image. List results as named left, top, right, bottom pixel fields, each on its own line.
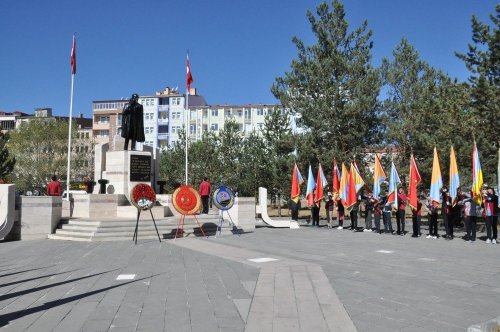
left=373, top=197, right=382, bottom=234
left=325, top=193, right=334, bottom=229
left=483, top=186, right=498, bottom=244
left=426, top=196, right=439, bottom=239
left=336, top=199, right=344, bottom=229
left=121, top=93, right=145, bottom=151
left=462, top=190, right=478, bottom=242
left=442, top=188, right=453, bottom=239
left=289, top=198, right=300, bottom=221
left=363, top=193, right=375, bottom=232
left=396, top=188, right=407, bottom=235
left=381, top=193, right=393, bottom=234
left=198, top=177, right=211, bottom=214
left=411, top=198, right=422, bottom=237
left=47, top=175, right=62, bottom=196
left=311, top=195, right=320, bottom=227
left=350, top=198, right=359, bottom=231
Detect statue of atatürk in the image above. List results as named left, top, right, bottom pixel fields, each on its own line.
left=121, top=93, right=145, bottom=150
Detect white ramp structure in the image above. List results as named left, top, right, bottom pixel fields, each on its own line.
left=0, top=184, right=15, bottom=239
left=257, top=187, right=299, bottom=228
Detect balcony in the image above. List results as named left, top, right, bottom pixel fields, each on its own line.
left=158, top=118, right=169, bottom=125
left=158, top=105, right=169, bottom=112
left=157, top=133, right=169, bottom=140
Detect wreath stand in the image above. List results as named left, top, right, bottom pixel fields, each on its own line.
left=216, top=210, right=241, bottom=237
left=133, top=208, right=161, bottom=245
left=175, top=214, right=207, bottom=240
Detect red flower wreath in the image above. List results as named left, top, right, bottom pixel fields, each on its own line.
left=131, top=183, right=156, bottom=210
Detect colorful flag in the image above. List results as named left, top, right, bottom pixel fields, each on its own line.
left=186, top=53, right=194, bottom=91
left=314, top=163, right=328, bottom=203
left=387, top=161, right=401, bottom=208
left=306, top=165, right=316, bottom=206
left=373, top=154, right=386, bottom=201
left=332, top=159, right=340, bottom=199
left=339, top=163, right=348, bottom=205
left=449, top=146, right=460, bottom=206
left=471, top=143, right=483, bottom=205
left=429, top=147, right=443, bottom=205
left=408, top=154, right=421, bottom=210
left=345, top=163, right=358, bottom=209
left=70, top=35, right=76, bottom=75
left=290, top=163, right=304, bottom=203
left=352, top=161, right=365, bottom=193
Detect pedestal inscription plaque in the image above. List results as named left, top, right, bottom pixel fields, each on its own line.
left=130, top=155, right=151, bottom=182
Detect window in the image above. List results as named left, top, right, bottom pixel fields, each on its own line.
left=225, top=110, right=231, bottom=117
left=190, top=124, right=196, bottom=134
left=172, top=126, right=182, bottom=133
left=211, top=109, right=218, bottom=117
left=171, top=97, right=181, bottom=106
left=257, top=108, right=264, bottom=116
left=117, top=114, right=122, bottom=124
left=99, top=130, right=109, bottom=137
left=99, top=116, right=109, bottom=124
left=85, top=132, right=89, bottom=139
left=237, top=110, right=243, bottom=117
left=244, top=109, right=251, bottom=120
left=172, top=112, right=181, bottom=120
left=145, top=127, right=154, bottom=134
left=210, top=123, right=218, bottom=131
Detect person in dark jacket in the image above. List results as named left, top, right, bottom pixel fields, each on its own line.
left=121, top=93, right=145, bottom=150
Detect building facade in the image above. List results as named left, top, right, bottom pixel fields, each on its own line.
left=92, top=88, right=285, bottom=150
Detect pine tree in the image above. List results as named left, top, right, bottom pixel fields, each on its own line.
left=272, top=0, right=381, bottom=166
left=456, top=4, right=499, bottom=184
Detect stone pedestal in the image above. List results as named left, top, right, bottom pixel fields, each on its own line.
left=20, top=196, right=62, bottom=239
left=94, top=144, right=160, bottom=197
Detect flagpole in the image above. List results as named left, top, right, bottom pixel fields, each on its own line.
left=66, top=73, right=74, bottom=201
left=185, top=90, right=189, bottom=185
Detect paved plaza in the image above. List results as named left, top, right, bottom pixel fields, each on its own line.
left=0, top=224, right=499, bottom=331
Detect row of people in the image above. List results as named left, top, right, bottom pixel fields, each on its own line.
left=313, top=186, right=499, bottom=244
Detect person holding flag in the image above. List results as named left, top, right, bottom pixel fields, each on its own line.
left=289, top=163, right=304, bottom=221
left=373, top=155, right=386, bottom=234
left=337, top=163, right=348, bottom=229
left=386, top=161, right=401, bottom=234
left=426, top=147, right=443, bottom=239
left=313, top=163, right=328, bottom=227
left=408, top=154, right=422, bottom=237
left=306, top=165, right=319, bottom=226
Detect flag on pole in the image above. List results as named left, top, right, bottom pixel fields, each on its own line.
left=339, top=163, right=348, bottom=205
left=314, top=163, right=328, bottom=203
left=345, top=163, right=358, bottom=209
left=70, top=34, right=76, bottom=75
left=471, top=143, right=483, bottom=205
left=352, top=161, right=365, bottom=193
left=306, top=165, right=316, bottom=206
left=332, top=159, right=340, bottom=200
left=429, top=147, right=443, bottom=205
left=449, top=146, right=460, bottom=206
left=290, top=163, right=304, bottom=203
left=186, top=53, right=193, bottom=91
left=387, top=161, right=401, bottom=208
left=373, top=154, right=386, bottom=201
left=408, top=154, right=421, bottom=210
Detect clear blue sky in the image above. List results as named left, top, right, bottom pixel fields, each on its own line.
left=1, top=0, right=496, bottom=118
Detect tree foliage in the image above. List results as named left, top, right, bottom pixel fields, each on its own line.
left=381, top=38, right=472, bottom=187
left=456, top=4, right=499, bottom=185
left=272, top=0, right=382, bottom=166
left=0, top=132, right=15, bottom=182
left=8, top=119, right=91, bottom=193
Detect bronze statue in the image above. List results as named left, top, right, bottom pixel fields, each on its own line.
left=121, top=93, right=145, bottom=150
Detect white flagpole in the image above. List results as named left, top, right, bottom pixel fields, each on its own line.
left=66, top=35, right=76, bottom=201
left=185, top=90, right=189, bottom=185
left=66, top=73, right=74, bottom=201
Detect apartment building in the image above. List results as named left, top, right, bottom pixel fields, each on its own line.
left=92, top=87, right=287, bottom=150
